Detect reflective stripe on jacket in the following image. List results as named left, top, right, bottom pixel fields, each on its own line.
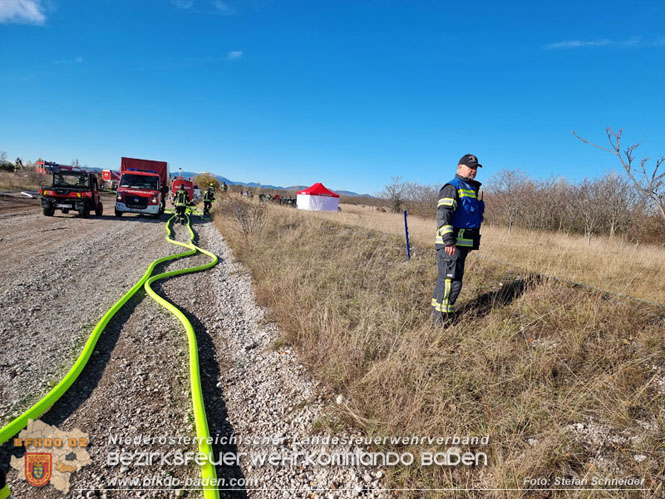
left=175, top=190, right=188, bottom=206
left=435, top=175, right=484, bottom=249
left=449, top=176, right=483, bottom=229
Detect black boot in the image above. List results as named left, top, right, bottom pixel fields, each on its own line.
left=433, top=312, right=455, bottom=327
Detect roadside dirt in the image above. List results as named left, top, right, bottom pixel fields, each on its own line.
left=0, top=192, right=40, bottom=214
left=0, top=202, right=188, bottom=498
left=1, top=207, right=384, bottom=498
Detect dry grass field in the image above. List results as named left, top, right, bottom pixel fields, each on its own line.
left=0, top=170, right=42, bottom=192
left=215, top=198, right=665, bottom=497
left=326, top=203, right=665, bottom=305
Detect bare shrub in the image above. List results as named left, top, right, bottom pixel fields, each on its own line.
left=378, top=177, right=440, bottom=217
left=218, top=196, right=267, bottom=238
left=595, top=171, right=636, bottom=237
left=402, top=181, right=438, bottom=217
left=378, top=176, right=405, bottom=213
left=486, top=169, right=530, bottom=232
left=573, top=178, right=604, bottom=245
left=484, top=167, right=662, bottom=242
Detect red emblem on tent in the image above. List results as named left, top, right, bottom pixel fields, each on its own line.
left=25, top=453, right=52, bottom=487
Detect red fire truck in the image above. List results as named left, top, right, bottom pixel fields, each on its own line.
left=115, top=157, right=169, bottom=218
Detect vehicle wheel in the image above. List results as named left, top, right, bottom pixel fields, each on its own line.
left=95, top=202, right=103, bottom=216
left=115, top=210, right=123, bottom=217
left=62, top=208, right=69, bottom=214
left=80, top=207, right=90, bottom=218
left=43, top=206, right=55, bottom=216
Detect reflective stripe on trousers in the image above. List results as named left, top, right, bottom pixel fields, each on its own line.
left=432, top=247, right=468, bottom=318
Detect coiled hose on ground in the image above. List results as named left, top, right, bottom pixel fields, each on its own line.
left=0, top=212, right=220, bottom=499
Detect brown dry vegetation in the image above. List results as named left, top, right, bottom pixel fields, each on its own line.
left=0, top=170, right=42, bottom=191
left=318, top=204, right=665, bottom=305
left=215, top=199, right=665, bottom=497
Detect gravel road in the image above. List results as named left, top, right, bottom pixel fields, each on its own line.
left=1, top=202, right=385, bottom=498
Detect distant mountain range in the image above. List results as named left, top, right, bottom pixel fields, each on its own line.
left=77, top=165, right=365, bottom=197
left=179, top=171, right=363, bottom=197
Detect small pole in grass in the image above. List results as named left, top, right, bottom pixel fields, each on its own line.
left=403, top=209, right=411, bottom=260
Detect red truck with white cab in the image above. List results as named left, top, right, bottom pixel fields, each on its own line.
left=102, top=169, right=120, bottom=190
left=115, top=157, right=169, bottom=218
left=171, top=176, right=195, bottom=203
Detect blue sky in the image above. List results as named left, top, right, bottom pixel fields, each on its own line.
left=1, top=0, right=664, bottom=194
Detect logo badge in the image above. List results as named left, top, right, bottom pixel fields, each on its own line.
left=25, top=453, right=52, bottom=487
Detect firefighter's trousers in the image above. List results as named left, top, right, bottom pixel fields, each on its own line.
left=432, top=246, right=469, bottom=321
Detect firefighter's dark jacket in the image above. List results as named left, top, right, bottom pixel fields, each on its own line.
left=204, top=190, right=215, bottom=202
left=435, top=174, right=484, bottom=250
left=175, top=189, right=188, bottom=206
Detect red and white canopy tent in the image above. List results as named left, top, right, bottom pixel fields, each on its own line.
left=296, top=182, right=340, bottom=211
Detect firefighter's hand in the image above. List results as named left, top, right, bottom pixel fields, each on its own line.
left=445, top=244, right=456, bottom=256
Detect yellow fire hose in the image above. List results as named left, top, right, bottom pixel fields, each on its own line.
left=144, top=214, right=219, bottom=497
left=0, top=213, right=220, bottom=499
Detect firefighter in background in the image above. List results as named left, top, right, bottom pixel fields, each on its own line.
left=222, top=182, right=228, bottom=193
left=432, top=154, right=485, bottom=326
left=175, top=183, right=189, bottom=224
left=203, top=184, right=215, bottom=216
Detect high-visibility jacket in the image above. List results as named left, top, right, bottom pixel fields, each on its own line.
left=204, top=190, right=215, bottom=202
left=175, top=189, right=188, bottom=207
left=435, top=175, right=484, bottom=250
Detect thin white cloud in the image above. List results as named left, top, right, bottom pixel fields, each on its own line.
left=211, top=0, right=236, bottom=15
left=55, top=56, right=84, bottom=64
left=545, top=36, right=652, bottom=49
left=547, top=40, right=609, bottom=49
left=171, top=0, right=194, bottom=9
left=171, top=0, right=237, bottom=15
left=0, top=0, right=46, bottom=25
left=227, top=50, right=243, bottom=60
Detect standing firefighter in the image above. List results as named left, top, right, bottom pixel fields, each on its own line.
left=203, top=184, right=215, bottom=216
left=175, top=183, right=189, bottom=224
left=432, top=154, right=485, bottom=325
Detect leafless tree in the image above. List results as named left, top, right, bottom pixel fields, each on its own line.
left=573, top=128, right=665, bottom=223
left=595, top=171, right=634, bottom=237
left=403, top=181, right=438, bottom=217
left=542, top=176, right=575, bottom=234
left=572, top=178, right=605, bottom=245
left=379, top=176, right=406, bottom=213
left=486, top=169, right=530, bottom=232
